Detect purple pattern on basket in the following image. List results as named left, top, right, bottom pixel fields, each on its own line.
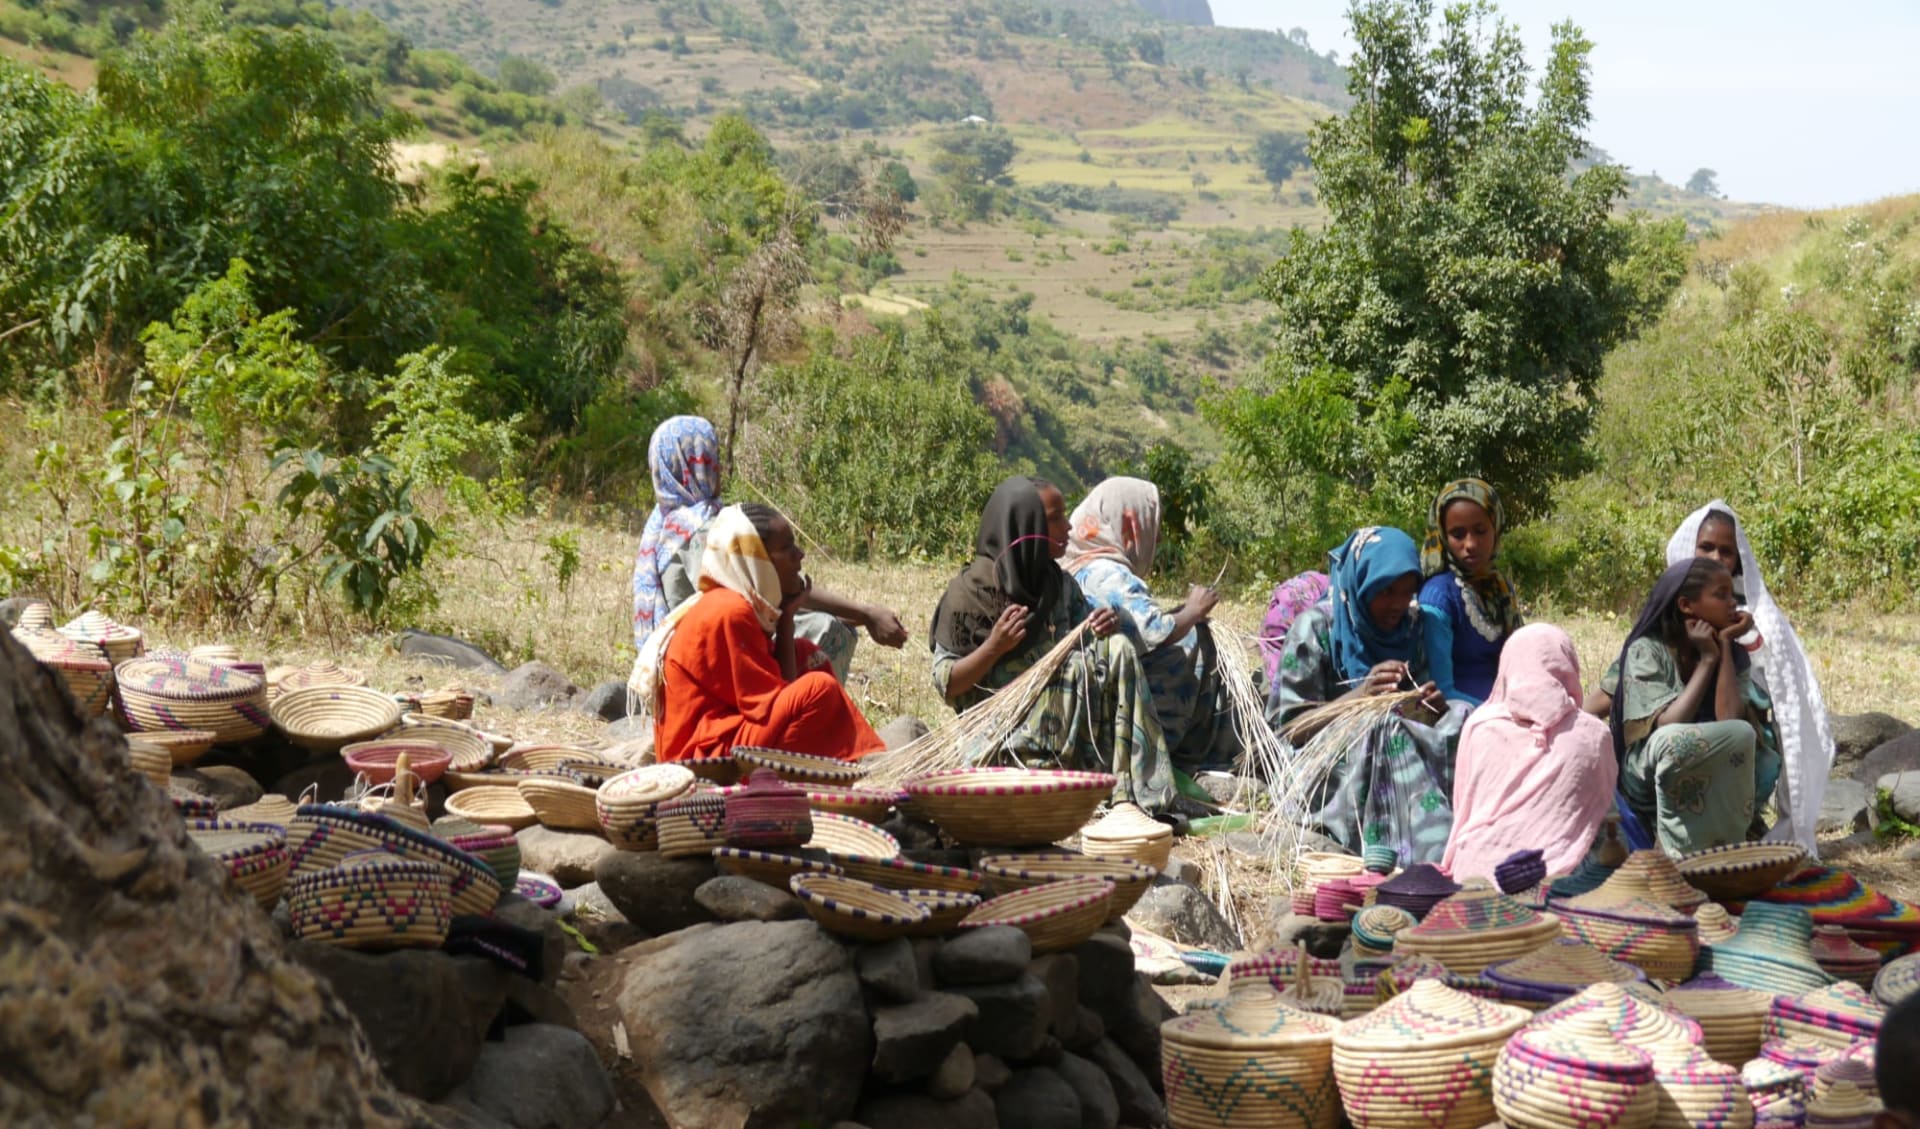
left=1494, top=848, right=1546, bottom=896
left=1374, top=862, right=1460, bottom=919
left=514, top=873, right=564, bottom=909
left=1313, top=879, right=1357, bottom=922
left=724, top=769, right=813, bottom=849
left=904, top=767, right=1118, bottom=796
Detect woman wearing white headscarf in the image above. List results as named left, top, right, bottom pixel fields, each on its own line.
left=1667, top=500, right=1835, bottom=855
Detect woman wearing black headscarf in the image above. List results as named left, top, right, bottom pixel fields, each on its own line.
left=929, top=477, right=1183, bottom=814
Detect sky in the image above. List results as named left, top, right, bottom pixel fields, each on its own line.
left=1206, top=0, right=1920, bottom=209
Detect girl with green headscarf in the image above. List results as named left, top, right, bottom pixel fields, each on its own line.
left=1418, top=479, right=1524, bottom=706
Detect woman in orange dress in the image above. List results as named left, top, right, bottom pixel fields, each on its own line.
left=630, top=503, right=886, bottom=763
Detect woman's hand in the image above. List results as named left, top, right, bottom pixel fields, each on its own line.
left=1360, top=660, right=1411, bottom=697
left=779, top=574, right=813, bottom=620
left=1184, top=585, right=1220, bottom=621
left=983, top=604, right=1029, bottom=657
left=863, top=605, right=909, bottom=648
left=1718, top=610, right=1755, bottom=645
left=1685, top=617, right=1719, bottom=658
left=1088, top=608, right=1122, bottom=638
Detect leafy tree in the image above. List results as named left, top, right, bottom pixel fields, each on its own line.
left=880, top=159, right=919, bottom=203
left=497, top=55, right=556, bottom=96
left=927, top=124, right=1017, bottom=220
left=1131, top=30, right=1165, bottom=65
left=1252, top=130, right=1309, bottom=189
left=1215, top=0, right=1688, bottom=520
left=1686, top=167, right=1721, bottom=197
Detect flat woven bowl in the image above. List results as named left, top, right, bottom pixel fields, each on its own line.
left=714, top=848, right=844, bottom=889
left=499, top=744, right=603, bottom=773
left=271, top=686, right=403, bottom=752
left=735, top=746, right=866, bottom=787
left=518, top=777, right=604, bottom=833
left=979, top=851, right=1155, bottom=921
left=116, top=655, right=269, bottom=742
left=905, top=767, right=1116, bottom=847
left=789, top=872, right=928, bottom=941
left=1676, top=842, right=1810, bottom=902
left=836, top=854, right=984, bottom=895
left=960, top=876, right=1114, bottom=954
left=141, top=728, right=220, bottom=767
left=513, top=871, right=564, bottom=909
left=806, top=785, right=904, bottom=825
left=901, top=888, right=983, bottom=938
left=443, top=786, right=538, bottom=830
left=341, top=740, right=452, bottom=787
left=385, top=718, right=492, bottom=772
left=805, top=811, right=902, bottom=860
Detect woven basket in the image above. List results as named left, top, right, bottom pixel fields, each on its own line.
left=1556, top=896, right=1702, bottom=982
left=285, top=805, right=502, bottom=915
left=1229, top=948, right=1348, bottom=995
left=597, top=764, right=696, bottom=850
left=414, top=688, right=475, bottom=720
left=1351, top=905, right=1417, bottom=958
left=1804, top=1080, right=1879, bottom=1129
left=1648, top=1046, right=1754, bottom=1129
left=735, top=746, right=866, bottom=787
left=1333, top=979, right=1530, bottom=1129
left=805, top=810, right=902, bottom=860
left=960, top=876, right=1113, bottom=954
left=1373, top=863, right=1461, bottom=921
left=789, top=872, right=928, bottom=941
left=713, top=847, right=843, bottom=889
left=1694, top=904, right=1741, bottom=948
left=272, top=659, right=367, bottom=700
left=725, top=769, right=813, bottom=849
left=1765, top=982, right=1885, bottom=1050
left=1162, top=988, right=1343, bottom=1129
left=186, top=818, right=291, bottom=909
left=1581, top=850, right=1711, bottom=914
left=980, top=851, right=1155, bottom=921
left=1078, top=803, right=1174, bottom=871
left=127, top=737, right=177, bottom=787
left=169, top=785, right=220, bottom=816
left=519, top=776, right=604, bottom=833
left=272, top=679, right=403, bottom=748
left=390, top=715, right=494, bottom=771
left=18, top=631, right=115, bottom=716
left=680, top=755, right=740, bottom=787
left=13, top=602, right=53, bottom=631
left=1676, top=843, right=1809, bottom=903
left=1393, top=888, right=1565, bottom=975
left=287, top=850, right=452, bottom=949
left=1492, top=1025, right=1657, bottom=1129
left=443, top=786, right=538, bottom=830
left=435, top=820, right=521, bottom=889
left=1873, top=951, right=1920, bottom=1007
left=806, top=785, right=903, bottom=825
left=1532, top=983, right=1707, bottom=1053
left=513, top=871, right=564, bottom=909
left=58, top=609, right=144, bottom=663
left=901, top=888, right=982, bottom=938
left=1810, top=926, right=1882, bottom=989
left=904, top=767, right=1115, bottom=847
left=1810, top=1059, right=1878, bottom=1103
left=657, top=793, right=728, bottom=859
left=1485, top=939, right=1648, bottom=1011
left=117, top=655, right=269, bottom=742
left=500, top=744, right=604, bottom=773
left=341, top=740, right=452, bottom=787
left=836, top=854, right=984, bottom=894
left=1662, top=981, right=1773, bottom=1067
left=1710, top=903, right=1834, bottom=995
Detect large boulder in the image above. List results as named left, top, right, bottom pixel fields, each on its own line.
left=444, top=1024, right=614, bottom=1129
left=1055, top=1052, right=1121, bottom=1129
left=1854, top=730, right=1920, bottom=785
left=1126, top=878, right=1241, bottom=952
left=877, top=716, right=931, bottom=750
left=0, top=631, right=417, bottom=1126
left=170, top=764, right=265, bottom=811
left=515, top=827, right=617, bottom=889
left=932, top=925, right=1032, bottom=985
left=1832, top=712, right=1911, bottom=775
left=995, top=1068, right=1082, bottom=1129
left=576, top=681, right=631, bottom=723
left=951, top=974, right=1049, bottom=1060
left=1085, top=1038, right=1165, bottom=1127
left=1820, top=778, right=1873, bottom=836
left=856, top=937, right=921, bottom=1004
left=593, top=849, right=716, bottom=936
left=615, top=919, right=871, bottom=1129
left=1876, top=772, right=1920, bottom=828
left=695, top=875, right=804, bottom=922
left=498, top=662, right=581, bottom=713
left=871, top=992, right=978, bottom=1083
left=1260, top=912, right=1352, bottom=960
left=855, top=1088, right=997, bottom=1129
left=396, top=629, right=508, bottom=673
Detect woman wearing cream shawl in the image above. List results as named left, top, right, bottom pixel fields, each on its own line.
left=1442, top=623, right=1616, bottom=879
left=1667, top=500, right=1834, bottom=856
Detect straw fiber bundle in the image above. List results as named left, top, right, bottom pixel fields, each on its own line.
left=1492, top=1026, right=1658, bottom=1129
left=1078, top=802, right=1174, bottom=870
left=186, top=818, right=291, bottom=908
left=125, top=738, right=172, bottom=787
left=713, top=848, right=842, bottom=889
left=1661, top=978, right=1773, bottom=1067
left=518, top=776, right=603, bottom=833
left=1486, top=939, right=1648, bottom=1011
left=117, top=654, right=269, bottom=741
left=1392, top=888, right=1563, bottom=975
left=342, top=740, right=451, bottom=787
left=1556, top=895, right=1702, bottom=982
left=1268, top=689, right=1424, bottom=878
left=1161, top=988, right=1343, bottom=1129
left=1764, top=983, right=1884, bottom=1050
left=1676, top=843, right=1809, bottom=904
left=443, top=786, right=538, bottom=830
left=657, top=793, right=728, bottom=859
left=960, top=876, right=1114, bottom=954
left=596, top=764, right=695, bottom=849
left=788, top=873, right=928, bottom=941
left=804, top=810, right=900, bottom=859
left=903, top=766, right=1114, bottom=847
left=1648, top=1046, right=1756, bottom=1129
left=835, top=854, right=982, bottom=894
left=1873, top=952, right=1920, bottom=1007
left=1332, top=979, right=1530, bottom=1129
left=58, top=609, right=144, bottom=662
left=733, top=746, right=865, bottom=787
left=287, top=850, right=452, bottom=949
left=979, top=851, right=1154, bottom=919
left=804, top=784, right=902, bottom=826
left=17, top=631, right=114, bottom=716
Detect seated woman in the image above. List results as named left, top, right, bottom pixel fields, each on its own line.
left=1260, top=571, right=1330, bottom=686
left=630, top=415, right=907, bottom=683
left=1594, top=557, right=1783, bottom=854
left=1063, top=477, right=1238, bottom=775
left=930, top=476, right=1184, bottom=814
left=1266, top=527, right=1467, bottom=864
left=1418, top=479, right=1523, bottom=706
left=1442, top=624, right=1616, bottom=880
left=631, top=503, right=886, bottom=763
left=1666, top=501, right=1835, bottom=854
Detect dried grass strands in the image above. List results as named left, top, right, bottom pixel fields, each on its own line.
left=1212, top=631, right=1287, bottom=812
left=863, top=622, right=1093, bottom=789
left=1260, top=690, right=1425, bottom=891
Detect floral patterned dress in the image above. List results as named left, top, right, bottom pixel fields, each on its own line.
left=1264, top=604, right=1468, bottom=864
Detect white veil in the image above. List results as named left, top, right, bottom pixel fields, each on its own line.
left=1667, top=500, right=1835, bottom=856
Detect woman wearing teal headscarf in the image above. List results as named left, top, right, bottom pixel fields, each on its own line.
left=1265, top=527, right=1469, bottom=864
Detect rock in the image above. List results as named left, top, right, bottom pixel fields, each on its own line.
left=498, top=661, right=582, bottom=712
left=1126, top=878, right=1240, bottom=952
left=617, top=919, right=871, bottom=1128
left=995, top=1068, right=1082, bottom=1129
left=878, top=715, right=931, bottom=749
left=577, top=680, right=632, bottom=722
left=1056, top=1052, right=1121, bottom=1129
left=929, top=1043, right=977, bottom=1100
left=1162, top=856, right=1202, bottom=884
left=490, top=892, right=569, bottom=984
left=1086, top=1037, right=1166, bottom=1128
left=952, top=973, right=1049, bottom=1060
left=974, top=1053, right=1013, bottom=1092
left=1832, top=711, right=1912, bottom=774
left=696, top=874, right=804, bottom=922
left=880, top=812, right=944, bottom=853
left=604, top=714, right=653, bottom=743
left=272, top=754, right=357, bottom=807
left=568, top=881, right=625, bottom=922
left=0, top=595, right=50, bottom=627
left=1261, top=912, right=1352, bottom=960
left=933, top=925, right=1032, bottom=985
left=593, top=849, right=716, bottom=936
left=1902, top=841, right=1920, bottom=863
left=1028, top=953, right=1080, bottom=1044
left=446, top=1024, right=615, bottom=1129
left=858, top=938, right=921, bottom=1003
left=1855, top=731, right=1920, bottom=785
left=397, top=628, right=508, bottom=673
left=1072, top=933, right=1135, bottom=1022
left=1876, top=772, right=1920, bottom=827
left=1820, top=778, right=1873, bottom=836
left=1067, top=1006, right=1105, bottom=1052
left=872, top=992, right=978, bottom=1083
left=1829, top=829, right=1881, bottom=855
left=1107, top=978, right=1172, bottom=1078
left=291, top=943, right=511, bottom=1100
left=502, top=975, right=578, bottom=1030
left=170, top=763, right=266, bottom=810
left=854, top=1088, right=997, bottom=1129
left=515, top=827, right=616, bottom=888
left=426, top=1097, right=517, bottom=1129
left=1193, top=774, right=1250, bottom=806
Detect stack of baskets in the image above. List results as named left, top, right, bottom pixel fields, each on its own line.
left=1332, top=979, right=1530, bottom=1129
left=596, top=764, right=696, bottom=850
left=16, top=631, right=114, bottom=716
left=788, top=873, right=929, bottom=941
left=116, top=654, right=269, bottom=743
left=716, top=848, right=844, bottom=889
left=959, top=875, right=1114, bottom=954
left=725, top=769, right=814, bottom=849
left=1079, top=803, right=1174, bottom=871
left=1742, top=1059, right=1807, bottom=1128
left=1553, top=893, right=1702, bottom=982
left=979, top=851, right=1155, bottom=921
left=1162, top=989, right=1344, bottom=1129
left=272, top=686, right=402, bottom=752
left=657, top=792, right=728, bottom=859
left=1804, top=1082, right=1881, bottom=1129
left=1809, top=926, right=1882, bottom=989
left=1647, top=1046, right=1754, bottom=1129
left=432, top=817, right=521, bottom=889
left=1391, top=887, right=1563, bottom=976
left=58, top=610, right=144, bottom=662
left=1873, top=952, right=1920, bottom=1007
left=1491, top=1023, right=1658, bottom=1129
left=1764, top=983, right=1885, bottom=1051
left=1484, top=939, right=1647, bottom=1011
left=287, top=848, right=452, bottom=950
left=1811, top=1060, right=1879, bottom=1104
left=1662, top=976, right=1775, bottom=1067
left=903, top=767, right=1115, bottom=847
left=185, top=818, right=290, bottom=909
left=285, top=803, right=501, bottom=915
left=1710, top=903, right=1836, bottom=995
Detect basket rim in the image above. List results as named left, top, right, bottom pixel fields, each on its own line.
left=806, top=810, right=902, bottom=857
left=905, top=766, right=1118, bottom=797
left=115, top=655, right=263, bottom=699
left=1676, top=841, right=1810, bottom=873
left=979, top=851, right=1155, bottom=884
left=601, top=764, right=697, bottom=805
left=962, top=875, right=1114, bottom=927
left=734, top=745, right=867, bottom=781
left=789, top=872, right=930, bottom=925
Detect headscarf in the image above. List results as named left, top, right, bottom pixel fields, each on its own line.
left=631, top=416, right=722, bottom=652
left=930, top=476, right=1063, bottom=656
left=1421, top=478, right=1524, bottom=643
left=1325, top=527, right=1424, bottom=685
left=1260, top=571, right=1330, bottom=684
left=1061, top=477, right=1161, bottom=576
left=628, top=506, right=783, bottom=717
left=1667, top=500, right=1834, bottom=856
left=1442, top=624, right=1616, bottom=879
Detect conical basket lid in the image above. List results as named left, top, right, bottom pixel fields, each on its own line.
left=1161, top=987, right=1341, bottom=1049
left=1532, top=982, right=1704, bottom=1052
left=1333, top=978, right=1528, bottom=1049
left=1486, top=938, right=1646, bottom=993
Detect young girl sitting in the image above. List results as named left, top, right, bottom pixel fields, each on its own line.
left=1597, top=557, right=1783, bottom=854
left=1418, top=479, right=1523, bottom=705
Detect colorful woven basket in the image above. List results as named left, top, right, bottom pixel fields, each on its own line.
left=1648, top=1045, right=1755, bottom=1129
left=1373, top=863, right=1460, bottom=921
left=442, top=785, right=537, bottom=830
left=1663, top=976, right=1774, bottom=1067
left=904, top=767, right=1115, bottom=847
left=678, top=754, right=739, bottom=787
left=1810, top=1060, right=1878, bottom=1104
left=734, top=746, right=865, bottom=787
left=116, top=654, right=269, bottom=742
left=979, top=850, right=1155, bottom=920
left=1677, top=843, right=1809, bottom=903
left=1363, top=844, right=1399, bottom=874
left=804, top=810, right=901, bottom=860
left=224, top=790, right=306, bottom=828
left=1272, top=947, right=1347, bottom=1018
left=272, top=659, right=367, bottom=699
left=271, top=685, right=401, bottom=752
left=17, top=630, right=114, bottom=716
left=1741, top=1056, right=1807, bottom=1106
left=1495, top=849, right=1549, bottom=897
left=1230, top=948, right=1348, bottom=994
left=434, top=818, right=521, bottom=890
left=835, top=853, right=982, bottom=894
left=1393, top=887, right=1564, bottom=975
left=901, top=888, right=982, bottom=937
left=58, top=609, right=144, bottom=662
left=1552, top=858, right=1624, bottom=900
left=789, top=872, right=928, bottom=941
left=656, top=792, right=728, bottom=859
left=596, top=764, right=696, bottom=850
left=1492, top=1024, right=1657, bottom=1129
left=1570, top=850, right=1710, bottom=915
left=186, top=818, right=290, bottom=909
left=1873, top=951, right=1920, bottom=1007
left=286, top=804, right=501, bottom=915
left=724, top=769, right=813, bottom=849
left=959, top=876, right=1114, bottom=954
left=341, top=740, right=452, bottom=787
left=1556, top=895, right=1702, bottom=982
left=287, top=849, right=451, bottom=950
left=1696, top=904, right=1742, bottom=948
left=1810, top=926, right=1883, bottom=990
left=1711, top=904, right=1835, bottom=995
left=518, top=776, right=604, bottom=833
left=1532, top=983, right=1707, bottom=1054
left=1803, top=1080, right=1878, bottom=1129
left=1486, top=939, right=1648, bottom=1011
left=1764, top=983, right=1884, bottom=1050
left=1162, top=988, right=1343, bottom=1129
left=1079, top=802, right=1173, bottom=870
left=1313, top=878, right=1359, bottom=922
left=389, top=715, right=494, bottom=772
left=1745, top=865, right=1920, bottom=960
left=1332, top=979, right=1530, bottom=1129
left=513, top=871, right=564, bottom=909
left=1352, top=905, right=1417, bottom=958
left=12, top=601, right=53, bottom=631
left=714, top=847, right=842, bottom=889
left=1760, top=1034, right=1853, bottom=1078
left=804, top=784, right=902, bottom=826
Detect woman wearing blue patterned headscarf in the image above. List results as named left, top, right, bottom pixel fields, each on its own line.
left=632, top=416, right=723, bottom=653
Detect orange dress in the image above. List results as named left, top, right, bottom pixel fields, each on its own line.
left=656, top=588, right=887, bottom=763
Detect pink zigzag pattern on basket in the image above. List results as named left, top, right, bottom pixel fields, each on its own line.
left=1163, top=1050, right=1337, bottom=1125
left=1495, top=1057, right=1641, bottom=1128
left=1657, top=1083, right=1745, bottom=1129
left=1345, top=1057, right=1492, bottom=1126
